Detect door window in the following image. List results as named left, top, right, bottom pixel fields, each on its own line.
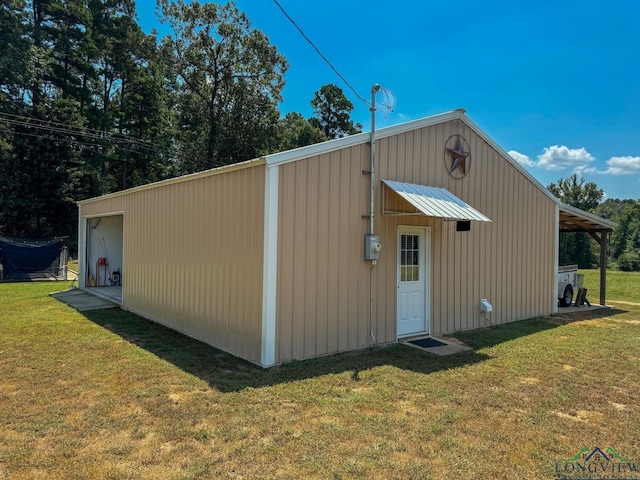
left=400, top=234, right=420, bottom=282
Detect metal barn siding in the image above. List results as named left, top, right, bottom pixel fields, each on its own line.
left=79, top=161, right=266, bottom=364
left=376, top=118, right=556, bottom=336
left=276, top=145, right=374, bottom=363
left=78, top=110, right=558, bottom=366
left=275, top=115, right=557, bottom=363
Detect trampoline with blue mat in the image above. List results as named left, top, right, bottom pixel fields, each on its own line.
left=0, top=236, right=68, bottom=280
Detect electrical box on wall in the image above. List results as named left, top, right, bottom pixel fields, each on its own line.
left=365, top=234, right=382, bottom=260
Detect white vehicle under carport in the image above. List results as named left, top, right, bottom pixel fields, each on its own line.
left=557, top=265, right=583, bottom=307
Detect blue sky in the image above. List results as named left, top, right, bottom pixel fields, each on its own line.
left=136, top=0, right=640, bottom=200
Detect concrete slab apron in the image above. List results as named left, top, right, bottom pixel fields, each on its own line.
left=51, top=288, right=118, bottom=312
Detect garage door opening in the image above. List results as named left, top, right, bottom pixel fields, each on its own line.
left=82, top=214, right=123, bottom=304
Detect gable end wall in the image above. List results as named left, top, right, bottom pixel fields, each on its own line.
left=275, top=118, right=557, bottom=363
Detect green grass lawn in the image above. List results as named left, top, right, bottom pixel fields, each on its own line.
left=580, top=268, right=639, bottom=304
left=0, top=280, right=639, bottom=479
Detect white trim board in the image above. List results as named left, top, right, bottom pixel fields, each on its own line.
left=261, top=164, right=279, bottom=367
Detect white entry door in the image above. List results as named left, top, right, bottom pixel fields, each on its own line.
left=397, top=227, right=430, bottom=337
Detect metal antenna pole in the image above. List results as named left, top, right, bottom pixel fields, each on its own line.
left=369, top=84, right=381, bottom=345
left=370, top=84, right=381, bottom=236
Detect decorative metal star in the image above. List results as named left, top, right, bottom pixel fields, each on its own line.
left=446, top=135, right=469, bottom=175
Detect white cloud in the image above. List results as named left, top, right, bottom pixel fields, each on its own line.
left=508, top=145, right=596, bottom=172
left=600, top=156, right=640, bottom=175
left=509, top=146, right=640, bottom=177
left=508, top=150, right=535, bottom=167
left=574, top=165, right=597, bottom=176
left=536, top=145, right=595, bottom=171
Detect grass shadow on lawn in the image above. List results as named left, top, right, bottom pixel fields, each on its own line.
left=82, top=308, right=502, bottom=393
left=452, top=306, right=629, bottom=350
left=551, top=306, right=629, bottom=323
left=79, top=305, right=608, bottom=393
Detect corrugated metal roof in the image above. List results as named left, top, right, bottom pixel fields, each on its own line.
left=559, top=203, right=616, bottom=231
left=382, top=180, right=491, bottom=222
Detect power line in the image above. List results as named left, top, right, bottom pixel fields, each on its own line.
left=1, top=113, right=224, bottom=170
left=272, top=0, right=369, bottom=107
left=0, top=111, right=161, bottom=155
left=0, top=91, right=164, bottom=155
left=271, top=1, right=396, bottom=118
left=0, top=112, right=170, bottom=159
left=0, top=106, right=215, bottom=168
left=7, top=129, right=138, bottom=164
left=1, top=119, right=150, bottom=160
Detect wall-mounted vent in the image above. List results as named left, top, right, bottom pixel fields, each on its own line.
left=456, top=220, right=471, bottom=232
left=480, top=299, right=493, bottom=313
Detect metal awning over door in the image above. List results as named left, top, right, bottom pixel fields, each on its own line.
left=381, top=180, right=491, bottom=222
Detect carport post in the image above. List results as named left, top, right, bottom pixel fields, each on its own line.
left=599, top=231, right=607, bottom=306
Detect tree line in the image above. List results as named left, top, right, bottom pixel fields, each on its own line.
left=548, top=174, right=640, bottom=271
left=0, top=0, right=360, bottom=246
left=2, top=1, right=637, bottom=271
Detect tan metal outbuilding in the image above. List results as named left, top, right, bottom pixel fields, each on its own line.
left=78, top=109, right=572, bottom=367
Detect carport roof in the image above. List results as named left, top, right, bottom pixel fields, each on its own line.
left=559, top=204, right=616, bottom=232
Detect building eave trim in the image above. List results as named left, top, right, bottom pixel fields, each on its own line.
left=78, top=158, right=266, bottom=206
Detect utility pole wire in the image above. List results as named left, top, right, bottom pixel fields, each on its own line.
left=272, top=0, right=369, bottom=107
left=271, top=1, right=396, bottom=116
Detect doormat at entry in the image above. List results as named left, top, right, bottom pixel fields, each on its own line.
left=407, top=337, right=447, bottom=349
